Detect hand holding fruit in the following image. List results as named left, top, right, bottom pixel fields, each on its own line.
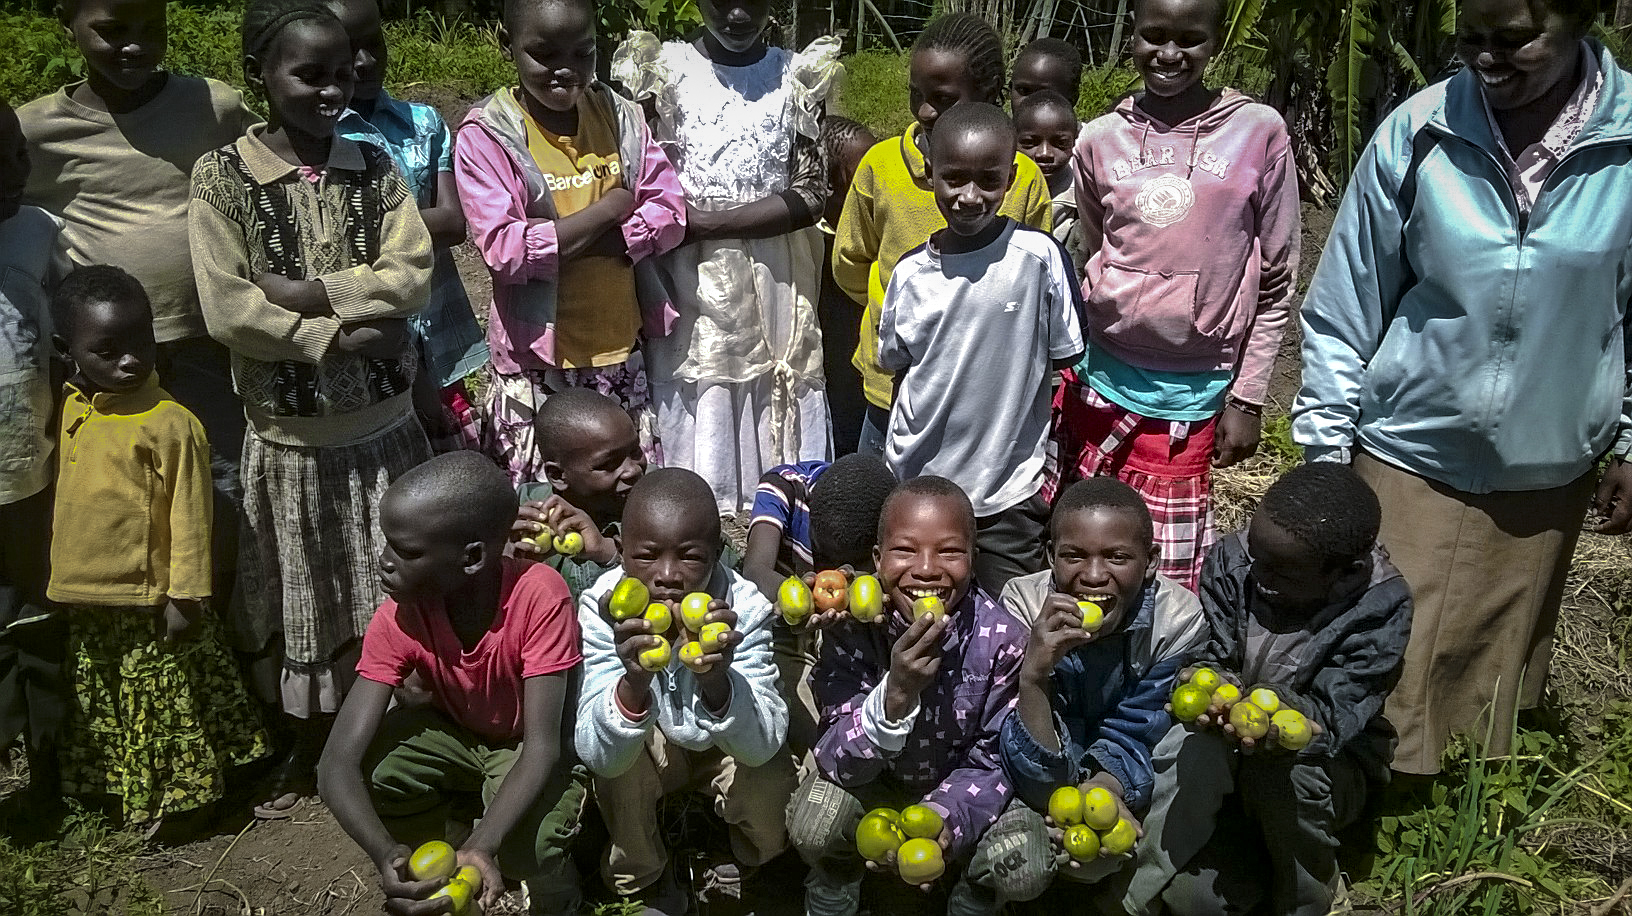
left=679, top=596, right=741, bottom=686
left=885, top=613, right=945, bottom=721
left=1021, top=593, right=1099, bottom=683
left=454, top=846, right=502, bottom=911
left=609, top=600, right=666, bottom=687
left=857, top=805, right=948, bottom=891
left=784, top=567, right=862, bottom=629
left=514, top=497, right=614, bottom=564
left=1044, top=778, right=1143, bottom=867
left=374, top=842, right=456, bottom=915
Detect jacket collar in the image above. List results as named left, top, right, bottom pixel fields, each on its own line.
left=235, top=124, right=368, bottom=184
left=1433, top=39, right=1632, bottom=153
left=900, top=123, right=929, bottom=181
left=67, top=371, right=163, bottom=411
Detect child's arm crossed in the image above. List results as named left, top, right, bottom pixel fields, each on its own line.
left=618, top=112, right=687, bottom=264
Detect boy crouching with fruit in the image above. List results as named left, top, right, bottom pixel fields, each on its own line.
left=787, top=476, right=1029, bottom=916
left=1123, top=464, right=1413, bottom=916
left=575, top=468, right=794, bottom=915
left=979, top=478, right=1210, bottom=905
left=318, top=452, right=588, bottom=915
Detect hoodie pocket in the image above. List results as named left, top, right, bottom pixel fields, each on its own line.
left=1089, top=262, right=1209, bottom=356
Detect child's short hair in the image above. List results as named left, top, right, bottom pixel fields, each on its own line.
left=533, top=388, right=631, bottom=463
left=1133, top=0, right=1228, bottom=31
left=1016, top=37, right=1083, bottom=103
left=1259, top=463, right=1381, bottom=570
left=53, top=264, right=150, bottom=338
left=809, top=455, right=897, bottom=568
left=1014, top=89, right=1077, bottom=128
left=503, top=0, right=594, bottom=33
left=822, top=115, right=875, bottom=166
left=929, top=101, right=1016, bottom=159
left=389, top=451, right=520, bottom=544
left=625, top=467, right=722, bottom=547
left=879, top=475, right=975, bottom=543
left=242, top=0, right=341, bottom=62
left=1050, top=477, right=1153, bottom=545
left=913, top=12, right=1006, bottom=105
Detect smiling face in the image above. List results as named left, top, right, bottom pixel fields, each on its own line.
left=503, top=0, right=596, bottom=116
left=930, top=124, right=1015, bottom=240
left=326, top=0, right=386, bottom=103
left=64, top=0, right=168, bottom=95
left=1050, top=506, right=1155, bottom=633
left=1131, top=0, right=1219, bottom=101
left=0, top=106, right=27, bottom=222
left=910, top=47, right=982, bottom=144
left=1010, top=51, right=1077, bottom=108
left=1456, top=0, right=1586, bottom=113
left=378, top=488, right=479, bottom=602
left=66, top=295, right=155, bottom=395
left=545, top=410, right=647, bottom=527
left=1245, top=513, right=1346, bottom=615
left=873, top=492, right=975, bottom=620
left=1016, top=101, right=1078, bottom=180
left=697, top=0, right=769, bottom=55
left=254, top=18, right=354, bottom=140
left=622, top=504, right=721, bottom=606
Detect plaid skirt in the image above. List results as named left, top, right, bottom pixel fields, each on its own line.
left=1049, top=379, right=1217, bottom=590
left=485, top=350, right=661, bottom=487
left=233, top=414, right=431, bottom=717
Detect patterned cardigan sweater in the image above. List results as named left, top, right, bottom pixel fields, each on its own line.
left=188, top=128, right=432, bottom=448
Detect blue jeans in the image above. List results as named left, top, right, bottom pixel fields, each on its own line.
left=856, top=403, right=890, bottom=459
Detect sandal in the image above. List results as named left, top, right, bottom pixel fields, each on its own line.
left=252, top=751, right=314, bottom=820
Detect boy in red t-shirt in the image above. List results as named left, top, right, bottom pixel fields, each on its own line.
left=319, top=452, right=585, bottom=915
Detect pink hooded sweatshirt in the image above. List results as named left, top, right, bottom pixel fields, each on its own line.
left=1073, top=88, right=1300, bottom=404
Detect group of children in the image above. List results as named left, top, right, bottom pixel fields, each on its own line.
left=0, top=0, right=1416, bottom=912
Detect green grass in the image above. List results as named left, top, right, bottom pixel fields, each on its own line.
left=0, top=804, right=164, bottom=916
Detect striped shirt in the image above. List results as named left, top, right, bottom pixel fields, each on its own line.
left=749, top=461, right=831, bottom=575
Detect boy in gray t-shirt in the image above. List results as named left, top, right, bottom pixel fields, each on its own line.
left=877, top=102, right=1084, bottom=594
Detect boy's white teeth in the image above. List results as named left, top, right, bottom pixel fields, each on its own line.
left=1479, top=70, right=1514, bottom=87
left=906, top=587, right=945, bottom=598
left=1082, top=594, right=1113, bottom=603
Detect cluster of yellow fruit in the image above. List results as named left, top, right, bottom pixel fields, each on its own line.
left=606, top=578, right=734, bottom=673
left=775, top=570, right=888, bottom=624
left=1046, top=786, right=1138, bottom=860
left=854, top=804, right=947, bottom=885
left=407, top=840, right=481, bottom=914
left=520, top=522, right=584, bottom=557
left=1168, top=668, right=1312, bottom=751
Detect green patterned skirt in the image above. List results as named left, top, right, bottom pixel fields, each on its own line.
left=62, top=605, right=272, bottom=823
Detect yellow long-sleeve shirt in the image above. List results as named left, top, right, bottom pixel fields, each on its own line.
left=48, top=374, right=213, bottom=606
left=832, top=123, right=1054, bottom=408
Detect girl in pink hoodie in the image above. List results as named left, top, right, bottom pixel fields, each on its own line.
left=1051, top=0, right=1300, bottom=589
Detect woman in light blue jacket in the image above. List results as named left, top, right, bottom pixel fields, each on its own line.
left=1293, top=0, right=1632, bottom=776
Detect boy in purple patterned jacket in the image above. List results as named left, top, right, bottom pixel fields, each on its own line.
left=786, top=476, right=1032, bottom=916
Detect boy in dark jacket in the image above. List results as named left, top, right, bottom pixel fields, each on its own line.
left=1125, top=463, right=1413, bottom=916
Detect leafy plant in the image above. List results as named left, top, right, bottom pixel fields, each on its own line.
left=0, top=805, right=164, bottom=916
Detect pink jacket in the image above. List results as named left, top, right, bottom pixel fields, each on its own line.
left=455, top=85, right=686, bottom=374
left=1074, top=89, right=1299, bottom=403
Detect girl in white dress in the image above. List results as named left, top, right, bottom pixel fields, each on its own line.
left=614, top=3, right=840, bottom=514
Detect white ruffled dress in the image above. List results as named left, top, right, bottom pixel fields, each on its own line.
left=614, top=34, right=840, bottom=513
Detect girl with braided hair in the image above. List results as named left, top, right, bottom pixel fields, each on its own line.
left=188, top=0, right=433, bottom=817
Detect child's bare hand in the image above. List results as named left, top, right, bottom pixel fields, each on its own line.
left=511, top=501, right=552, bottom=557
left=1258, top=259, right=1291, bottom=307
left=531, top=496, right=615, bottom=565
left=691, top=600, right=742, bottom=680
left=886, top=614, right=945, bottom=719
left=374, top=844, right=451, bottom=915
left=456, top=846, right=504, bottom=910
left=256, top=273, right=329, bottom=315
left=610, top=609, right=661, bottom=689
left=1080, top=774, right=1144, bottom=841
left=796, top=566, right=857, bottom=631
left=158, top=599, right=203, bottom=643
left=1022, top=593, right=1098, bottom=679
left=337, top=318, right=408, bottom=359
left=862, top=832, right=947, bottom=893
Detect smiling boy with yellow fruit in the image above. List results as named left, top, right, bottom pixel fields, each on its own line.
left=1124, top=464, right=1413, bottom=916
left=966, top=479, right=1208, bottom=908
left=573, top=468, right=795, bottom=914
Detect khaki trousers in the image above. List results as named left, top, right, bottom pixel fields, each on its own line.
left=1354, top=453, right=1593, bottom=774
left=593, top=727, right=797, bottom=894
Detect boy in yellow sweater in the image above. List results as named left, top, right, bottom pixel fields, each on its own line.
left=831, top=12, right=1053, bottom=456
left=48, top=266, right=267, bottom=830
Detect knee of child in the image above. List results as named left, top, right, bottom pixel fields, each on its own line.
left=971, top=805, right=1055, bottom=902
left=784, top=776, right=861, bottom=860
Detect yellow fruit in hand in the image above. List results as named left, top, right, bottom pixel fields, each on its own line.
left=643, top=602, right=673, bottom=636
left=453, top=865, right=482, bottom=893
left=898, top=804, right=943, bottom=840
left=407, top=840, right=456, bottom=881
left=777, top=576, right=815, bottom=624
left=1188, top=667, right=1222, bottom=693
left=849, top=575, right=886, bottom=622
left=638, top=636, right=672, bottom=672
left=1210, top=683, right=1241, bottom=708
left=896, top=837, right=945, bottom=885
left=873, top=807, right=902, bottom=826
left=1249, top=687, right=1281, bottom=714
left=1062, top=823, right=1100, bottom=861
left=608, top=577, right=650, bottom=622
left=1229, top=701, right=1270, bottom=739
left=429, top=877, right=474, bottom=914
left=1082, top=787, right=1118, bottom=831
left=911, top=595, right=946, bottom=621
left=1047, top=785, right=1084, bottom=826
left=678, top=640, right=712, bottom=674
left=1273, top=709, right=1313, bottom=750
left=552, top=530, right=584, bottom=556
left=855, top=811, right=904, bottom=862
left=679, top=592, right=713, bottom=633
left=1170, top=683, right=1210, bottom=722
left=1077, top=600, right=1105, bottom=633
left=1101, top=818, right=1138, bottom=856
left=698, top=621, right=731, bottom=653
